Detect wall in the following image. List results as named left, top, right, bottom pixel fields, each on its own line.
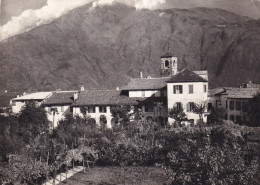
left=45, top=105, right=71, bottom=128
left=12, top=100, right=42, bottom=113
left=167, top=82, right=208, bottom=123
left=73, top=106, right=114, bottom=128
left=129, top=90, right=162, bottom=97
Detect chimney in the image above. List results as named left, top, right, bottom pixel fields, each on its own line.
left=74, top=91, right=79, bottom=101
left=116, top=87, right=120, bottom=90
left=140, top=71, right=143, bottom=79
left=80, top=84, right=84, bottom=92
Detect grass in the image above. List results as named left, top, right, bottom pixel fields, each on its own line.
left=65, top=166, right=170, bottom=185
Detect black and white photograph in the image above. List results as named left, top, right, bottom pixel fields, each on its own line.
left=0, top=0, right=260, bottom=184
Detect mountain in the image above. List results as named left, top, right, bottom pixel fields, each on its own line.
left=0, top=3, right=260, bottom=91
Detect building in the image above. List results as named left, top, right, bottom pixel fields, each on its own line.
left=208, top=87, right=260, bottom=123
left=11, top=52, right=209, bottom=127
left=11, top=92, right=52, bottom=113
left=43, top=91, right=76, bottom=128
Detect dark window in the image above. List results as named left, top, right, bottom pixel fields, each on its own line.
left=226, top=101, right=228, bottom=109
left=236, top=116, right=241, bottom=123
left=165, top=60, right=169, bottom=68
left=230, top=114, right=235, bottom=121
left=242, top=102, right=247, bottom=112
left=236, top=101, right=241, bottom=110
left=204, top=84, right=207, bottom=93
left=229, top=101, right=234, bottom=110
left=173, top=85, right=183, bottom=94
left=93, top=106, right=96, bottom=113
left=189, top=85, right=193, bottom=94
left=176, top=102, right=182, bottom=111
left=99, top=106, right=107, bottom=113
left=186, top=102, right=194, bottom=112
left=207, top=103, right=212, bottom=111
left=70, top=107, right=73, bottom=112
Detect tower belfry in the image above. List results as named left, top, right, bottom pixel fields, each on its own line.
left=160, top=44, right=178, bottom=77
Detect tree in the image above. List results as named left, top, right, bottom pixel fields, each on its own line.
left=18, top=101, right=49, bottom=142
left=208, top=107, right=226, bottom=124
left=168, top=107, right=188, bottom=125
left=110, top=105, right=133, bottom=126
left=244, top=93, right=260, bottom=127
left=192, top=102, right=207, bottom=124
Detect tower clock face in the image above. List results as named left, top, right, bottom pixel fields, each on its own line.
left=162, top=69, right=171, bottom=77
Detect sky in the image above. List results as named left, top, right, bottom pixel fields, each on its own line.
left=0, top=0, right=260, bottom=41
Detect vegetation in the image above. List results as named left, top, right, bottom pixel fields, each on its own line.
left=0, top=102, right=259, bottom=184
left=245, top=93, right=260, bottom=127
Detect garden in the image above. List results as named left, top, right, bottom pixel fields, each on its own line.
left=0, top=101, right=259, bottom=184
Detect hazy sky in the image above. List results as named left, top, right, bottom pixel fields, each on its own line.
left=0, top=0, right=260, bottom=41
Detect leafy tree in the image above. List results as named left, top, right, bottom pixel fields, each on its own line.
left=110, top=105, right=133, bottom=126
left=168, top=107, right=188, bottom=125
left=192, top=102, right=207, bottom=124
left=244, top=93, right=260, bottom=127
left=208, top=107, right=226, bottom=124
left=18, top=101, right=49, bottom=142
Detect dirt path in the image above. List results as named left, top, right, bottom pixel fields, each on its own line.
left=64, top=166, right=170, bottom=185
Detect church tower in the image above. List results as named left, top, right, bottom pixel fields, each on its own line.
left=160, top=53, right=178, bottom=77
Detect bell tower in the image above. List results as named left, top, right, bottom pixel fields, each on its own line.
left=160, top=46, right=178, bottom=77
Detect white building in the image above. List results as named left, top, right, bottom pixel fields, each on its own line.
left=166, top=69, right=208, bottom=123
left=11, top=92, right=52, bottom=113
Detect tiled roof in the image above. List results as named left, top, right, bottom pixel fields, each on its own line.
left=43, top=91, right=76, bottom=105
left=122, top=78, right=169, bottom=90
left=72, top=90, right=167, bottom=106
left=209, top=87, right=260, bottom=99
left=73, top=90, right=137, bottom=106
left=167, top=69, right=208, bottom=83
left=225, top=88, right=259, bottom=99
left=13, top=92, right=52, bottom=101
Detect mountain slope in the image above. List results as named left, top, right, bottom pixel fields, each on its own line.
left=0, top=3, right=260, bottom=91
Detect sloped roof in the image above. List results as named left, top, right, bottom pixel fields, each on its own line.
left=13, top=92, right=52, bottom=101
left=43, top=91, right=76, bottom=105
left=167, top=69, right=208, bottom=83
left=122, top=78, right=169, bottom=90
left=73, top=90, right=137, bottom=106
left=209, top=87, right=260, bottom=99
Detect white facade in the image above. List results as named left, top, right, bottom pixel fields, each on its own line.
left=73, top=106, right=114, bottom=128
left=45, top=105, right=71, bottom=128
left=167, top=82, right=208, bottom=123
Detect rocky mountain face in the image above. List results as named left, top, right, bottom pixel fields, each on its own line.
left=0, top=3, right=260, bottom=91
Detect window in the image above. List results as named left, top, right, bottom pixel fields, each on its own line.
left=226, top=101, right=228, bottom=109
left=145, top=105, right=154, bottom=112
left=242, top=102, right=247, bottom=112
left=236, top=116, right=241, bottom=123
left=165, top=60, right=169, bottom=68
left=229, top=101, right=234, bottom=110
left=61, top=106, right=64, bottom=112
left=99, top=106, right=107, bottom=113
left=230, top=114, right=234, bottom=121
left=92, top=106, right=96, bottom=113
left=207, top=103, right=212, bottom=111
left=189, top=85, right=193, bottom=94
left=186, top=102, right=194, bottom=112
left=236, top=101, right=241, bottom=110
left=224, top=114, right=228, bottom=120
left=176, top=102, right=182, bottom=111
left=173, top=85, right=183, bottom=94
left=70, top=107, right=73, bottom=112
left=204, top=84, right=207, bottom=93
